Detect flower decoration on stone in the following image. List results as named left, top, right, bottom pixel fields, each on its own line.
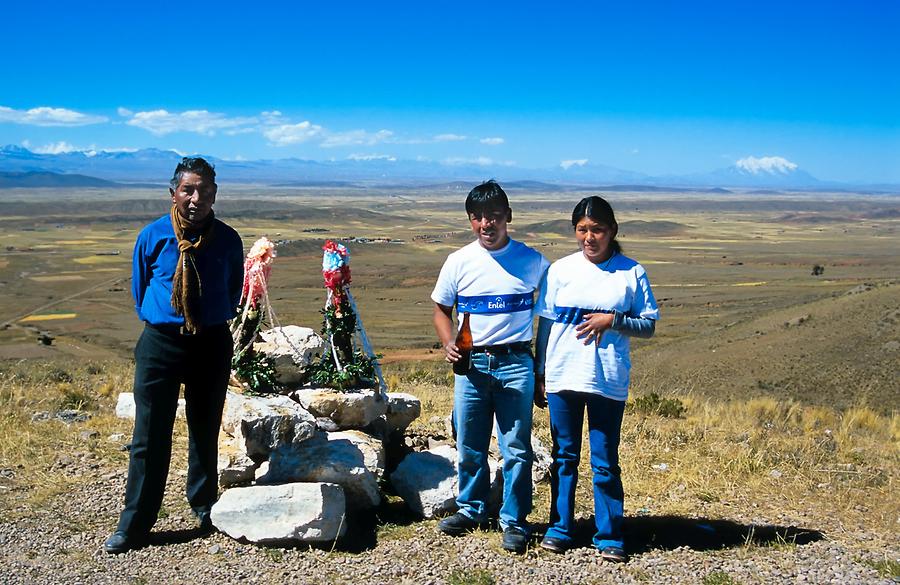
left=242, top=237, right=276, bottom=309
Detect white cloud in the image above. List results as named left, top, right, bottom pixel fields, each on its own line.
left=735, top=155, right=798, bottom=174
left=347, top=153, right=397, bottom=162
left=23, top=141, right=140, bottom=156
left=263, top=121, right=325, bottom=146
left=443, top=156, right=515, bottom=167
left=124, top=109, right=257, bottom=136
left=560, top=159, right=589, bottom=170
left=320, top=129, right=393, bottom=148
left=117, top=107, right=133, bottom=117
left=0, top=105, right=107, bottom=126
left=479, top=137, right=504, bottom=145
left=32, top=141, right=79, bottom=154
left=434, top=133, right=467, bottom=142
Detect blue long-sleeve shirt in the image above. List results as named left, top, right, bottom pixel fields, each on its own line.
left=132, top=214, right=244, bottom=327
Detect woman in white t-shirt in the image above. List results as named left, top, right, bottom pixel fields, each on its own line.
left=534, top=195, right=659, bottom=562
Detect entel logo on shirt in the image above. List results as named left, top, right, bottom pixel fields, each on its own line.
left=488, top=297, right=506, bottom=310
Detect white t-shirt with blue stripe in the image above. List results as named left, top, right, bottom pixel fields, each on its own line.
left=431, top=239, right=550, bottom=346
left=535, top=250, right=659, bottom=401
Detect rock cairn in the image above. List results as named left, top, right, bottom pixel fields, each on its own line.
left=116, top=324, right=552, bottom=547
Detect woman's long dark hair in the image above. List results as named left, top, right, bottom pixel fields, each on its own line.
left=571, top=195, right=622, bottom=255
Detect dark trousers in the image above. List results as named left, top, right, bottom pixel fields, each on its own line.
left=116, top=323, right=232, bottom=536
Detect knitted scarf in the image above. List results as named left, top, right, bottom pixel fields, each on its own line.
left=170, top=205, right=216, bottom=333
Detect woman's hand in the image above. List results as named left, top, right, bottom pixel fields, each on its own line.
left=575, top=312, right=615, bottom=345
left=534, top=374, right=547, bottom=409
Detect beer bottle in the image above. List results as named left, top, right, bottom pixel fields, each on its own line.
left=452, top=312, right=473, bottom=375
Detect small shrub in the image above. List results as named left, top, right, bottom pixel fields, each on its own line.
left=262, top=548, right=283, bottom=562
left=629, top=392, right=686, bottom=418
left=448, top=568, right=495, bottom=585
left=55, top=383, right=94, bottom=411
left=44, top=367, right=73, bottom=384
left=862, top=556, right=900, bottom=579
left=702, top=571, right=738, bottom=585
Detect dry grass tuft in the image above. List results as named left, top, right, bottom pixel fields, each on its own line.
left=0, top=359, right=134, bottom=516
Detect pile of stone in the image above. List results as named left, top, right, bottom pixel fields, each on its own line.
left=115, top=324, right=552, bottom=547
left=212, top=386, right=419, bottom=544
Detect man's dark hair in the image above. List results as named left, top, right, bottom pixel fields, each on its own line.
left=170, top=156, right=216, bottom=189
left=572, top=195, right=622, bottom=254
left=465, top=180, right=510, bottom=217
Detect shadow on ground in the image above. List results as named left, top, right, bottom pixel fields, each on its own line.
left=613, top=515, right=822, bottom=553
left=337, top=498, right=423, bottom=553
left=148, top=526, right=215, bottom=548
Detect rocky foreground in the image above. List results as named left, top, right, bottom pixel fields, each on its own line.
left=0, top=461, right=894, bottom=585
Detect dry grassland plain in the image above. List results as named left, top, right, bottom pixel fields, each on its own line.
left=0, top=186, right=897, bottom=581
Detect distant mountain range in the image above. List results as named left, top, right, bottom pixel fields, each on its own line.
left=0, top=145, right=895, bottom=192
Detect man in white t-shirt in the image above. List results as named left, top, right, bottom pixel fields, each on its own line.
left=431, top=180, right=550, bottom=554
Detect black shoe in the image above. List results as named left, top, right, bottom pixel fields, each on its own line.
left=501, top=527, right=528, bottom=554
left=437, top=512, right=481, bottom=536
left=600, top=546, right=627, bottom=563
left=196, top=510, right=214, bottom=532
left=539, top=536, right=569, bottom=554
left=103, top=530, right=147, bottom=554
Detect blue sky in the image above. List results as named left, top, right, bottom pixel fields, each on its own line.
left=1, top=1, right=898, bottom=182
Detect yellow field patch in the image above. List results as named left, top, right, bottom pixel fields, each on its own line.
left=653, top=283, right=707, bottom=287
left=30, top=275, right=87, bottom=282
left=73, top=256, right=125, bottom=265
left=0, top=259, right=8, bottom=269
left=733, top=281, right=767, bottom=287
left=641, top=260, right=675, bottom=264
left=20, top=313, right=78, bottom=322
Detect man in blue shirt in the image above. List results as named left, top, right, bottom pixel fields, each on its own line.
left=105, top=157, right=244, bottom=554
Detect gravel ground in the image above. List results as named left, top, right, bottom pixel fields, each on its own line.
left=0, top=461, right=896, bottom=585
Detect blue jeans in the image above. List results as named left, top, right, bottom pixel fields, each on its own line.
left=454, top=350, right=534, bottom=532
left=545, top=391, right=626, bottom=549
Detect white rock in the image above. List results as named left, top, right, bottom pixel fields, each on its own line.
left=115, top=392, right=184, bottom=420
left=385, top=392, right=421, bottom=432
left=211, top=483, right=346, bottom=543
left=221, top=391, right=317, bottom=461
left=531, top=434, right=553, bottom=485
left=115, top=393, right=135, bottom=419
left=253, top=326, right=324, bottom=385
left=489, top=426, right=553, bottom=486
left=256, top=430, right=384, bottom=509
left=291, top=388, right=387, bottom=429
left=217, top=435, right=259, bottom=488
left=390, top=444, right=502, bottom=518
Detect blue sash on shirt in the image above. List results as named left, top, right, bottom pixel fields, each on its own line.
left=457, top=292, right=534, bottom=314
left=555, top=306, right=614, bottom=324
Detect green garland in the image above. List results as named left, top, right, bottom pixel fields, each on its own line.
left=232, top=307, right=279, bottom=395
left=306, top=297, right=378, bottom=391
